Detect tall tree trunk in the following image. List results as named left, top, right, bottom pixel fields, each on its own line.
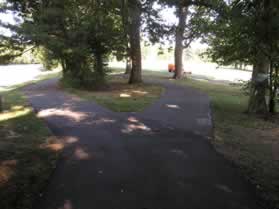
left=0, top=95, right=3, bottom=113
left=95, top=52, right=105, bottom=85
left=125, top=56, right=132, bottom=74
left=174, top=5, right=188, bottom=79
left=121, top=0, right=132, bottom=75
left=269, top=61, right=275, bottom=113
left=61, top=58, right=67, bottom=78
left=269, top=63, right=279, bottom=113
left=248, top=53, right=269, bottom=114
left=128, top=0, right=142, bottom=84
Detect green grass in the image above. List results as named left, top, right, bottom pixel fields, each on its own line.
left=142, top=69, right=279, bottom=209
left=62, top=74, right=164, bottom=112
left=0, top=72, right=61, bottom=209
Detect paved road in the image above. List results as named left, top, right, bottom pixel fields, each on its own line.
left=23, top=78, right=261, bottom=209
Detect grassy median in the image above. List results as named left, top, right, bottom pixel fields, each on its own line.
left=62, top=74, right=164, bottom=112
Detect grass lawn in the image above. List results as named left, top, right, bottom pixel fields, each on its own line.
left=62, top=74, right=164, bottom=112
left=142, top=69, right=279, bottom=209
left=0, top=71, right=62, bottom=209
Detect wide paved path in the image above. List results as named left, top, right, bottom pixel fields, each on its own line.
left=23, top=78, right=261, bottom=209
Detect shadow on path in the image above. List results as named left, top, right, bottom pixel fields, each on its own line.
left=22, top=78, right=261, bottom=209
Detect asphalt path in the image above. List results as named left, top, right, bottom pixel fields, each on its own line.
left=22, top=78, right=261, bottom=209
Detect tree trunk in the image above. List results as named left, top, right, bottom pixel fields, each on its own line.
left=174, top=5, right=188, bottom=79
left=269, top=61, right=275, bottom=113
left=269, top=63, right=279, bottom=113
left=234, top=63, right=238, bottom=69
left=125, top=56, right=132, bottom=74
left=121, top=0, right=132, bottom=76
left=248, top=53, right=269, bottom=114
left=128, top=0, right=142, bottom=84
left=61, top=58, right=67, bottom=78
left=95, top=52, right=105, bottom=85
left=0, top=95, right=3, bottom=113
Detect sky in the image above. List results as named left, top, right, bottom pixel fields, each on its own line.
left=0, top=8, right=18, bottom=37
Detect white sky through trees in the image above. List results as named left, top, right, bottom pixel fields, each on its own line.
left=0, top=1, right=206, bottom=49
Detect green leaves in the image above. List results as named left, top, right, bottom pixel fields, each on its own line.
left=205, top=0, right=279, bottom=66
left=2, top=0, right=128, bottom=87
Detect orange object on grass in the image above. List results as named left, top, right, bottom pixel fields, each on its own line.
left=168, top=64, right=175, bottom=72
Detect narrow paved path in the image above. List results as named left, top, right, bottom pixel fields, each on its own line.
left=23, top=78, right=261, bottom=209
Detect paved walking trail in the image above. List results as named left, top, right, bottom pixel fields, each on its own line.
left=23, top=78, right=261, bottom=209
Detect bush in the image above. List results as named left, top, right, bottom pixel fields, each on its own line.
left=33, top=47, right=59, bottom=70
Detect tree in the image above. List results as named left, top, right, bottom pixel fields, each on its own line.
left=127, top=0, right=142, bottom=84
left=120, top=0, right=132, bottom=75
left=159, top=0, right=224, bottom=79
left=124, top=0, right=168, bottom=83
left=204, top=0, right=279, bottom=114
left=0, top=95, right=2, bottom=113
left=174, top=3, right=189, bottom=79
left=2, top=0, right=125, bottom=89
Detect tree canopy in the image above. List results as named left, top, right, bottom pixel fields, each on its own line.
left=0, top=0, right=278, bottom=114
left=204, top=0, right=279, bottom=114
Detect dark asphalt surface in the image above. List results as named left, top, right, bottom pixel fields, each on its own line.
left=23, top=78, right=261, bottom=209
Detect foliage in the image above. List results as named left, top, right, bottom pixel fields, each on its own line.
left=203, top=0, right=279, bottom=113
left=157, top=0, right=225, bottom=48
left=2, top=0, right=126, bottom=88
left=204, top=0, right=279, bottom=69
left=33, top=47, right=59, bottom=70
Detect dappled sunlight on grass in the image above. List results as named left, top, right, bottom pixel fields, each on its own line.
left=62, top=75, right=164, bottom=112
left=0, top=107, right=31, bottom=122
left=40, top=136, right=64, bottom=152
left=0, top=160, right=17, bottom=186
left=132, top=90, right=148, bottom=95
left=0, top=109, right=61, bottom=209
left=120, top=93, right=131, bottom=98
left=0, top=87, right=61, bottom=209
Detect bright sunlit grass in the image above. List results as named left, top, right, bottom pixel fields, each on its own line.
left=0, top=107, right=31, bottom=122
